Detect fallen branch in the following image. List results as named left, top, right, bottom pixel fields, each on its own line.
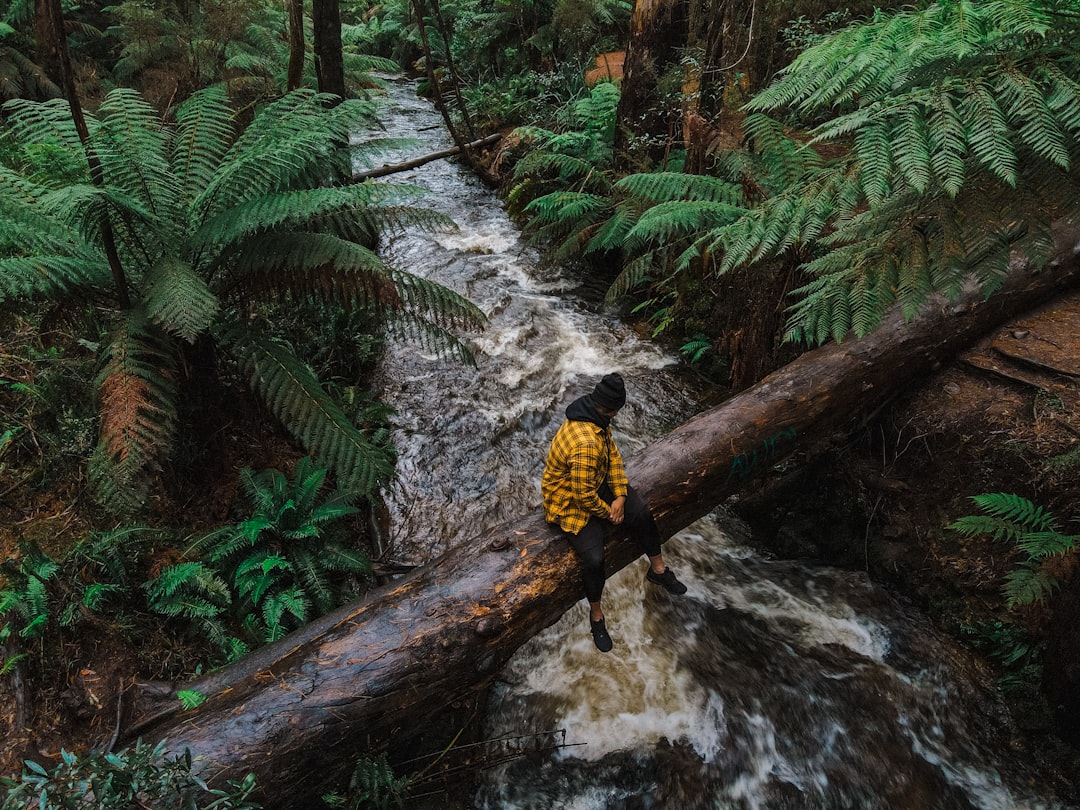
left=351, top=133, right=502, bottom=181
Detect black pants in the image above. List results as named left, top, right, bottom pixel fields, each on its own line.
left=565, top=484, right=663, bottom=604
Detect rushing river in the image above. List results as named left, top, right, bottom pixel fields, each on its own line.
left=362, top=77, right=1071, bottom=810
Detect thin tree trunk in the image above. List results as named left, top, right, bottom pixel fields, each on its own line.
left=122, top=225, right=1080, bottom=808
left=425, top=0, right=476, bottom=139
left=45, top=0, right=129, bottom=308
left=287, top=0, right=305, bottom=92
left=311, top=0, right=346, bottom=97
left=409, top=0, right=499, bottom=184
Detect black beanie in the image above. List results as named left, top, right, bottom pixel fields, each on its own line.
left=591, top=372, right=626, bottom=411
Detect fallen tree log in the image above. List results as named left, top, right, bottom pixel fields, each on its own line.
left=123, top=227, right=1080, bottom=807
left=351, top=133, right=501, bottom=181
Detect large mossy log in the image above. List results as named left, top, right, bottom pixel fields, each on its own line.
left=123, top=229, right=1080, bottom=807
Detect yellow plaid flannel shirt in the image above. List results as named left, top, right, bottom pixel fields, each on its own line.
left=541, top=417, right=629, bottom=534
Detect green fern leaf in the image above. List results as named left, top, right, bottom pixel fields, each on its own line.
left=90, top=309, right=179, bottom=514
left=604, top=254, right=654, bottom=304
left=623, top=201, right=743, bottom=253
left=172, top=85, right=237, bottom=211
left=1003, top=564, right=1058, bottom=608
left=614, top=172, right=743, bottom=205
left=140, top=256, right=220, bottom=342
left=226, top=327, right=394, bottom=497
left=999, top=67, right=1070, bottom=169
left=963, top=83, right=1018, bottom=186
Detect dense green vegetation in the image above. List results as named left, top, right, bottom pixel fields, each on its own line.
left=1, top=0, right=1079, bottom=805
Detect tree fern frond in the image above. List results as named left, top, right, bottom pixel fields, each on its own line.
left=1, top=96, right=88, bottom=161
left=225, top=327, right=394, bottom=497
left=0, top=254, right=109, bottom=301
left=190, top=185, right=411, bottom=253
left=140, top=256, right=220, bottom=342
left=92, top=88, right=174, bottom=214
left=524, top=191, right=609, bottom=226
left=623, top=201, right=743, bottom=253
left=615, top=172, right=743, bottom=205
left=927, top=93, right=967, bottom=198
left=604, top=254, right=654, bottom=305
left=585, top=204, right=640, bottom=254
left=511, top=149, right=613, bottom=192
left=963, top=82, right=1018, bottom=186
left=1042, top=63, right=1080, bottom=137
left=217, top=231, right=393, bottom=302
left=383, top=310, right=479, bottom=366
left=90, top=309, right=179, bottom=514
left=890, top=103, right=933, bottom=194
left=194, top=89, right=354, bottom=221
left=340, top=202, right=456, bottom=239
left=999, top=66, right=1070, bottom=169
left=172, top=85, right=237, bottom=211
left=387, top=268, right=487, bottom=331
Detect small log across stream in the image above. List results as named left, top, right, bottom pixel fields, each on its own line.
left=122, top=227, right=1080, bottom=807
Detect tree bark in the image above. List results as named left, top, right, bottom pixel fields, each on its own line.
left=311, top=0, right=346, bottom=97
left=122, top=226, right=1080, bottom=808
left=33, top=0, right=62, bottom=86
left=287, top=0, right=305, bottom=92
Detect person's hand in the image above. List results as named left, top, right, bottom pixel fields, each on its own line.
left=610, top=496, right=626, bottom=524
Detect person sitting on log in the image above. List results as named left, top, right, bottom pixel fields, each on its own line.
left=541, top=372, right=687, bottom=652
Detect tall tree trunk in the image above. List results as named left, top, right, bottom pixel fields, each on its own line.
left=311, top=0, right=346, bottom=97
left=615, top=0, right=681, bottom=161
left=32, top=0, right=62, bottom=91
left=287, top=0, right=305, bottom=92
left=120, top=225, right=1080, bottom=809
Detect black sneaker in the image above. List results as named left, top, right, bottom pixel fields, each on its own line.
left=646, top=567, right=688, bottom=595
left=590, top=618, right=613, bottom=652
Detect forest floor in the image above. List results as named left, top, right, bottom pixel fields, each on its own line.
left=3, top=290, right=1080, bottom=801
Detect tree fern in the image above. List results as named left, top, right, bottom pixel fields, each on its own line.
left=2, top=84, right=487, bottom=512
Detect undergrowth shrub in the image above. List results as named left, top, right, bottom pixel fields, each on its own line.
left=0, top=740, right=259, bottom=809
left=148, top=457, right=371, bottom=656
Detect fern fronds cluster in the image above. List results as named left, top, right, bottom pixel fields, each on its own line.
left=0, top=527, right=161, bottom=648
left=949, top=492, right=1079, bottom=607
left=523, top=1, right=1080, bottom=344
left=0, top=83, right=485, bottom=512
left=507, top=81, right=754, bottom=328
left=705, top=0, right=1080, bottom=343
left=169, top=457, right=370, bottom=646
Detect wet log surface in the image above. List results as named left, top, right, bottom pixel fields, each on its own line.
left=121, top=229, right=1080, bottom=808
